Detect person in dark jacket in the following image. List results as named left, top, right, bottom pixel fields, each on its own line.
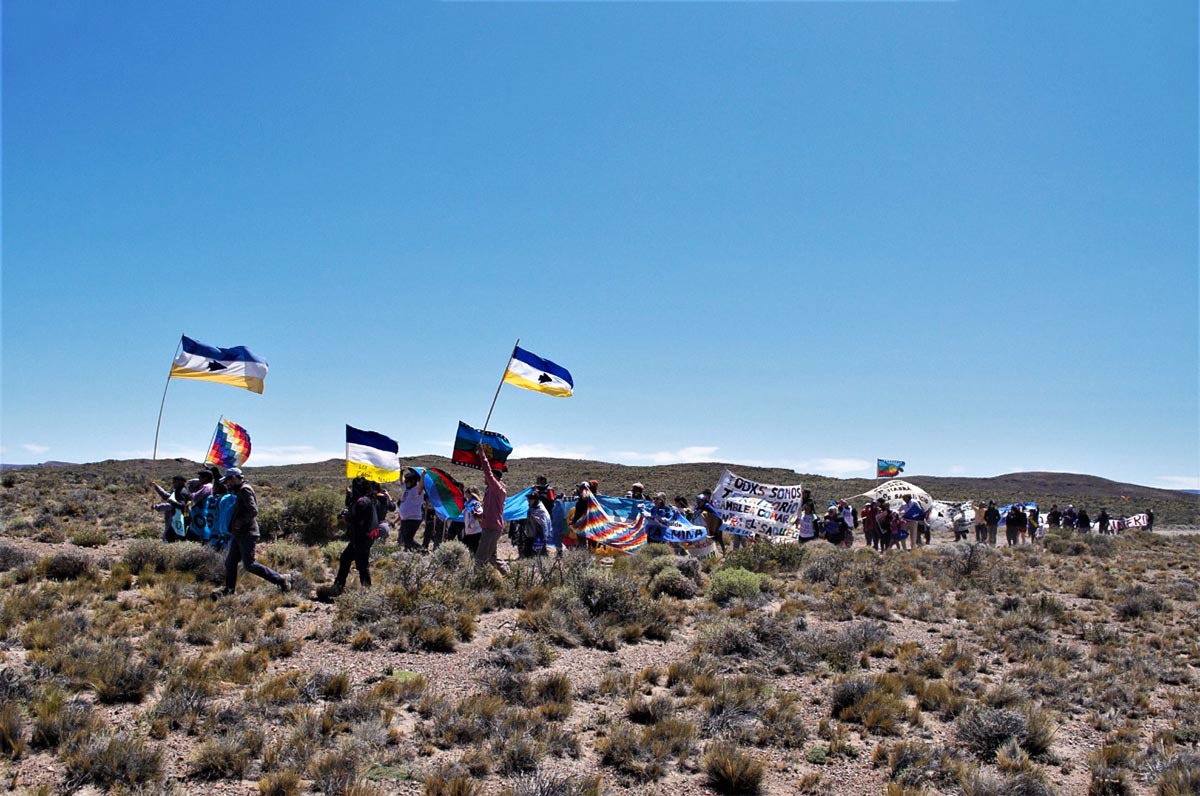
left=983, top=501, right=1001, bottom=546
left=151, top=475, right=190, bottom=542
left=1076, top=507, right=1091, bottom=532
left=1097, top=508, right=1111, bottom=535
left=1004, top=505, right=1024, bottom=546
left=1047, top=504, right=1061, bottom=529
left=1146, top=509, right=1155, bottom=532
left=219, top=468, right=292, bottom=597
left=334, top=477, right=379, bottom=591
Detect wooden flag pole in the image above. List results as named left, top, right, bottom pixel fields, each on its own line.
left=151, top=338, right=183, bottom=483
left=202, top=416, right=222, bottom=468
left=482, top=338, right=519, bottom=434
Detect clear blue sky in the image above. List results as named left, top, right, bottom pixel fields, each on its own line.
left=3, top=1, right=1197, bottom=490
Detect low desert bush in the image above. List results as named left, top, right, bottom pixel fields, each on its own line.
left=720, top=539, right=806, bottom=574
left=650, top=566, right=699, bottom=599
left=710, top=568, right=768, bottom=604
left=1114, top=586, right=1168, bottom=620
left=41, top=549, right=94, bottom=580
left=955, top=707, right=1056, bottom=761
left=277, top=489, right=342, bottom=545
left=63, top=731, right=163, bottom=790
left=259, top=769, right=303, bottom=796
left=31, top=686, right=100, bottom=749
left=703, top=742, right=765, bottom=794
left=69, top=528, right=109, bottom=547
left=0, top=701, right=24, bottom=758
left=502, top=772, right=602, bottom=796
left=191, top=729, right=263, bottom=779
left=1157, top=752, right=1200, bottom=796
left=0, top=542, right=36, bottom=571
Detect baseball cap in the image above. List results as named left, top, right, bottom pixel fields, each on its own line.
left=221, top=467, right=244, bottom=480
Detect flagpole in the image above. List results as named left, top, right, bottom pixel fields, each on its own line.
left=151, top=338, right=183, bottom=482
left=482, top=338, right=518, bottom=434
left=202, top=416, right=221, bottom=468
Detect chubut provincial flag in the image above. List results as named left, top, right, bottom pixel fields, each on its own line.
left=346, top=425, right=401, bottom=483
left=503, top=345, right=573, bottom=397
left=170, top=335, right=269, bottom=394
left=877, top=459, right=905, bottom=478
left=451, top=421, right=513, bottom=472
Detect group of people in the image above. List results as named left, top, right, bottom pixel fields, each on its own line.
left=151, top=466, right=293, bottom=597
left=153, top=460, right=1157, bottom=595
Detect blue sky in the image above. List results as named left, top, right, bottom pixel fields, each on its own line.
left=2, top=1, right=1197, bottom=490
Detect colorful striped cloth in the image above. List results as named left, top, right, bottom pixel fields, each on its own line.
left=205, top=418, right=251, bottom=468
left=574, top=489, right=646, bottom=553
left=420, top=467, right=466, bottom=521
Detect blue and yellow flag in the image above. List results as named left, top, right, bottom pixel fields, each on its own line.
left=170, top=335, right=268, bottom=394
left=346, top=425, right=401, bottom=482
left=503, top=346, right=573, bottom=397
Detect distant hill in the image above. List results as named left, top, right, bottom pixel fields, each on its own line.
left=3, top=456, right=1196, bottom=526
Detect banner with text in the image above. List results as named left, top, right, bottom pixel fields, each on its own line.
left=710, top=469, right=805, bottom=538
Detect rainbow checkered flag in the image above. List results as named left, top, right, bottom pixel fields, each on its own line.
left=205, top=417, right=251, bottom=468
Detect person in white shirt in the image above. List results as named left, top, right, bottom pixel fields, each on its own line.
left=461, top=487, right=484, bottom=555
left=397, top=469, right=425, bottom=551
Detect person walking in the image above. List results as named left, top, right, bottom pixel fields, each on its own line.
left=333, top=477, right=379, bottom=592
left=1097, top=508, right=1111, bottom=536
left=1047, top=504, right=1061, bottom=530
left=475, top=448, right=508, bottom=573
left=187, top=470, right=214, bottom=541
left=218, top=468, right=292, bottom=597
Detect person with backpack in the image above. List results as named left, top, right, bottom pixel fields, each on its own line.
left=218, top=468, right=293, bottom=597
left=151, top=475, right=190, bottom=543
left=333, top=477, right=380, bottom=592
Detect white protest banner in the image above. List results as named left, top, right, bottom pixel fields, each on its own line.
left=710, top=469, right=805, bottom=538
left=853, top=479, right=934, bottom=512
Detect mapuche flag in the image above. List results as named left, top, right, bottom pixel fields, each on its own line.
left=451, top=421, right=513, bottom=472
left=170, top=335, right=269, bottom=394
left=877, top=459, right=905, bottom=478
left=346, top=425, right=401, bottom=482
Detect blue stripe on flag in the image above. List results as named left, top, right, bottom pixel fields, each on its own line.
left=182, top=335, right=267, bottom=364
left=512, top=346, right=573, bottom=388
left=346, top=424, right=399, bottom=453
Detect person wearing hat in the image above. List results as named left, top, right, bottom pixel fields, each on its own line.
left=218, top=468, right=293, bottom=596
left=396, top=468, right=425, bottom=552
left=630, top=483, right=646, bottom=501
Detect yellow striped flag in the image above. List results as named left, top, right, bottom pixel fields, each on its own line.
left=170, top=336, right=268, bottom=394
left=503, top=345, right=573, bottom=397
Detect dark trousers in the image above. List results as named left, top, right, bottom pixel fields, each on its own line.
left=1006, top=527, right=1019, bottom=546
left=444, top=521, right=464, bottom=543
left=462, top=533, right=481, bottom=554
left=224, top=533, right=284, bottom=593
left=421, top=516, right=445, bottom=550
left=335, top=530, right=375, bottom=588
left=864, top=527, right=879, bottom=550
left=975, top=524, right=987, bottom=543
left=399, top=519, right=423, bottom=550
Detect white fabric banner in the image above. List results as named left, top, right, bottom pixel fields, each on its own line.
left=710, top=469, right=805, bottom=538
left=855, top=479, right=934, bottom=512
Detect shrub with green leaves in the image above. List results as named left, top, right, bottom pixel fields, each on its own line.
left=709, top=568, right=767, bottom=604
left=650, top=566, right=699, bottom=599
left=276, top=489, right=342, bottom=545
